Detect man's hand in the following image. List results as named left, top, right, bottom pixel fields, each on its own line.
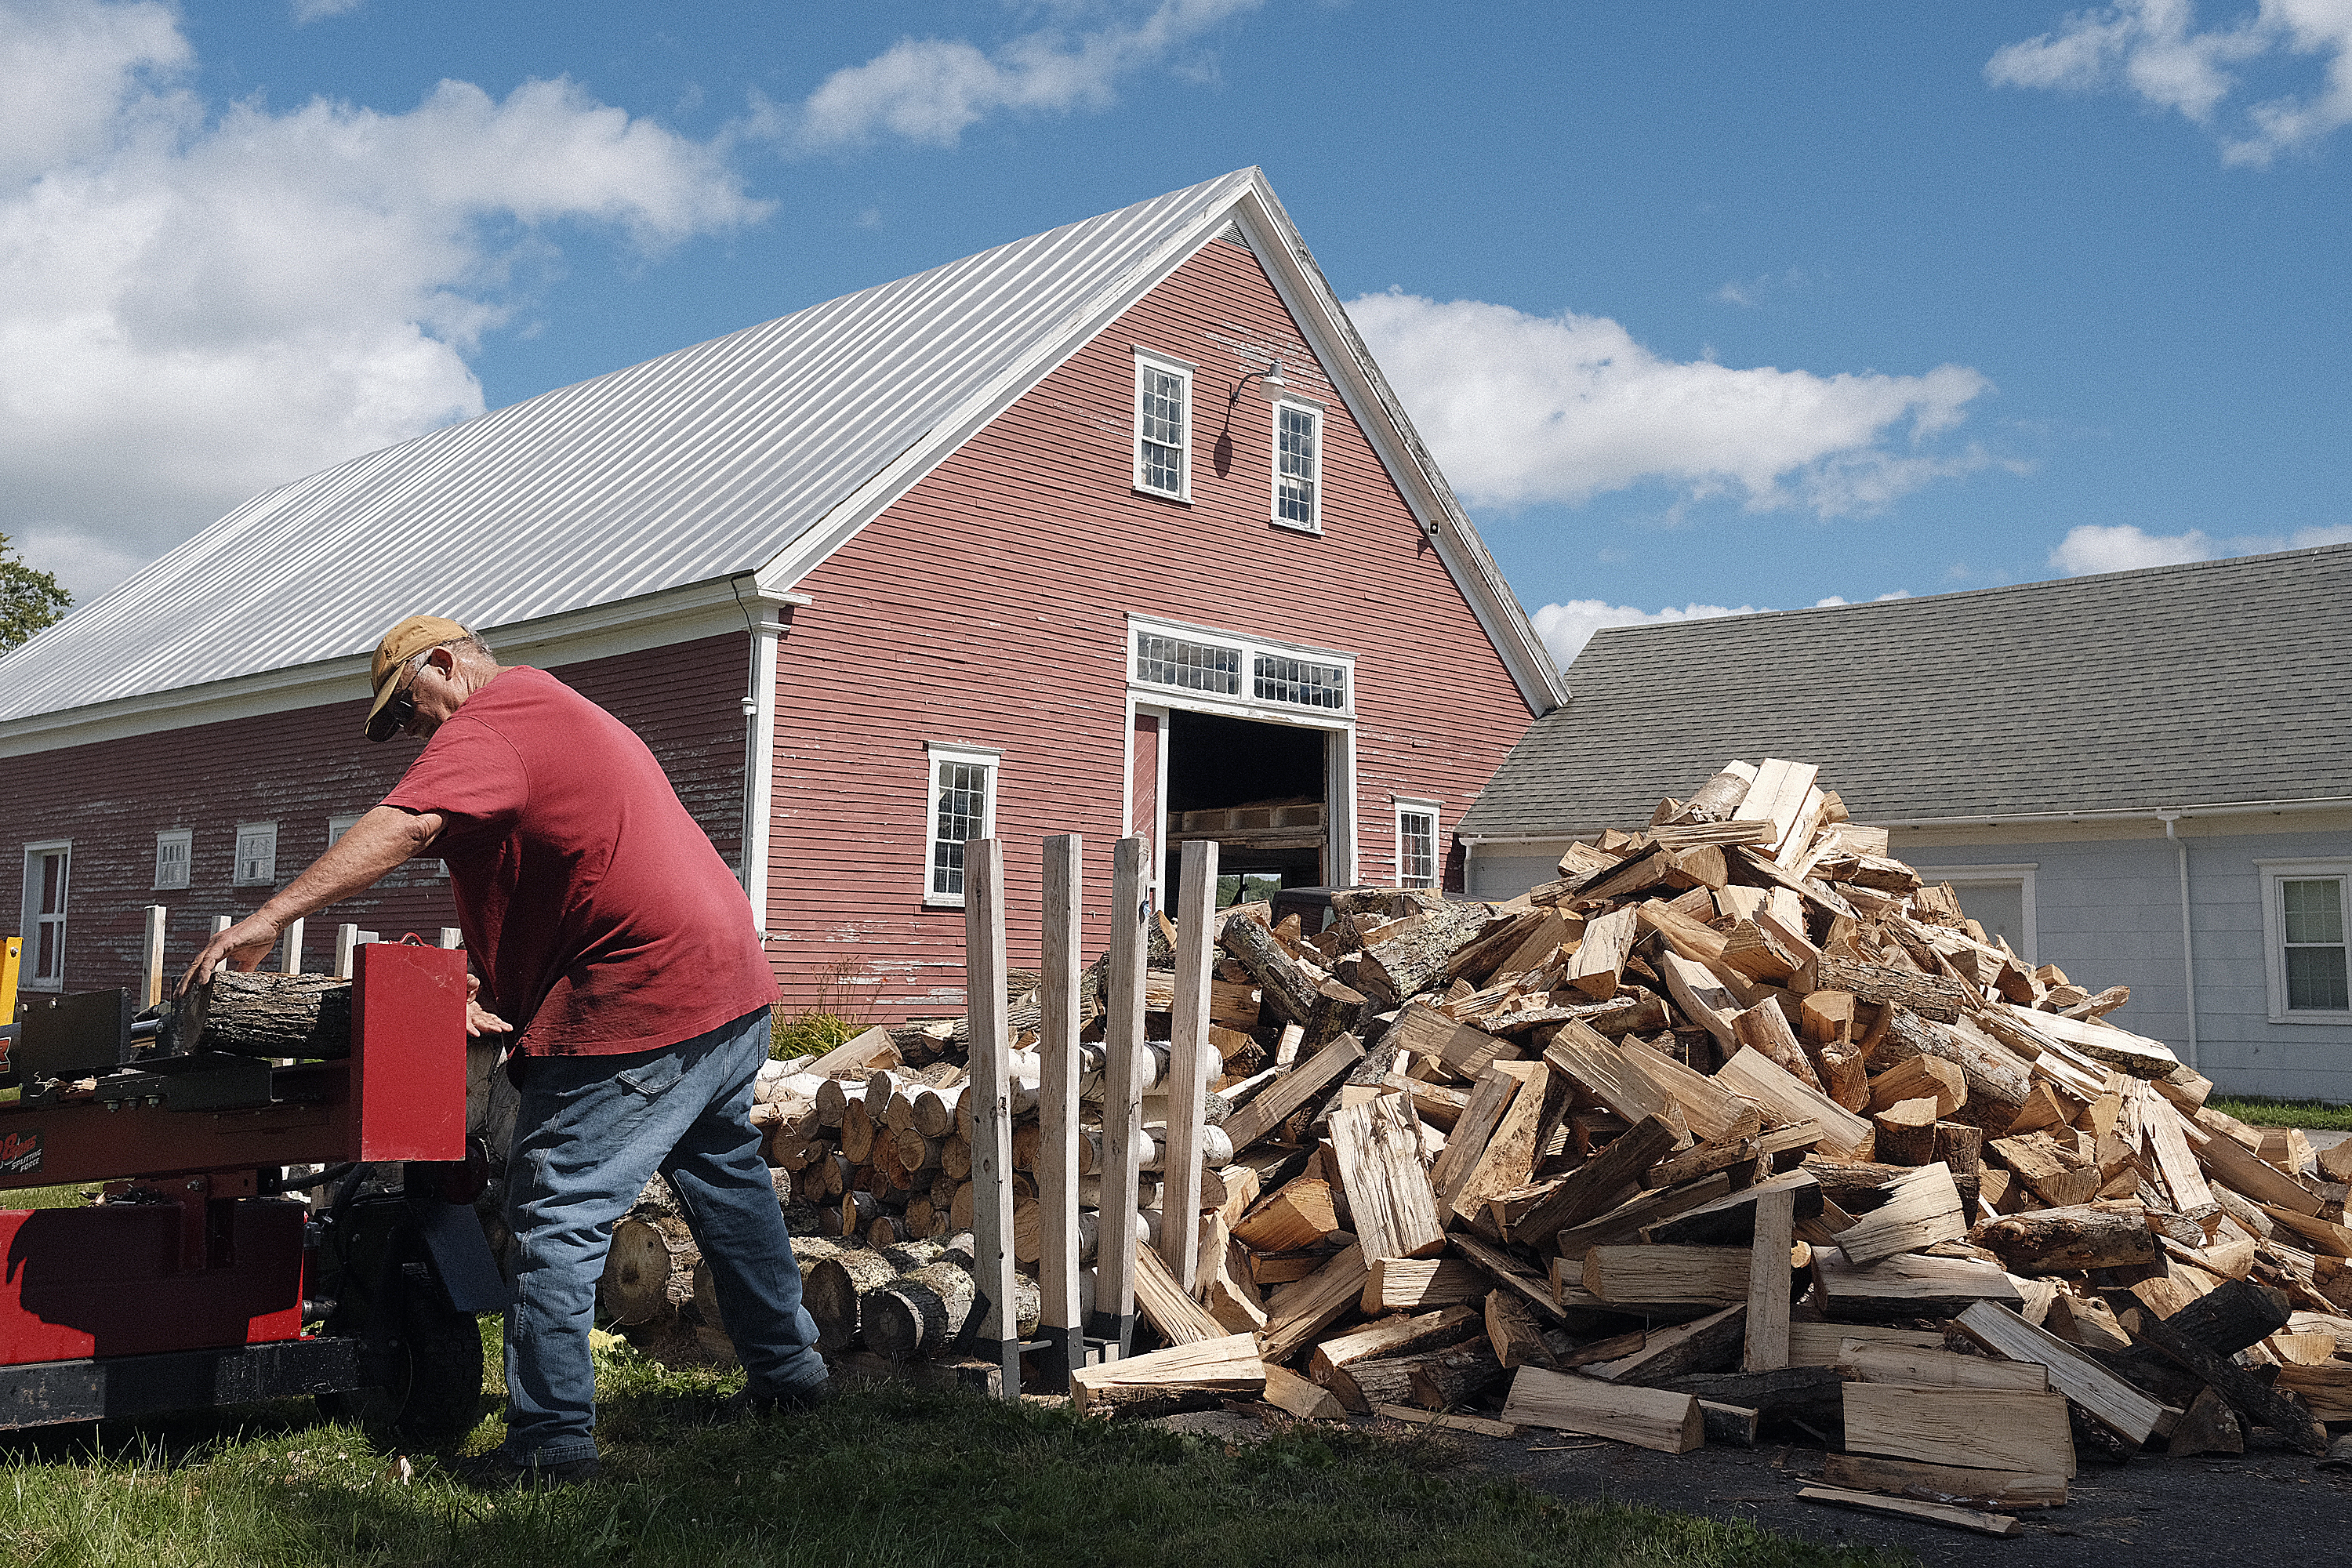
left=466, top=972, right=514, bottom=1038
left=176, top=914, right=283, bottom=996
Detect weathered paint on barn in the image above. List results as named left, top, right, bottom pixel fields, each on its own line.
left=1, top=635, right=744, bottom=1000
left=764, top=235, right=1531, bottom=1018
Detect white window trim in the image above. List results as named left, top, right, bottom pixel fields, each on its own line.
left=1131, top=347, right=1194, bottom=503
left=1393, top=797, right=1441, bottom=891
left=2256, top=858, right=2352, bottom=1025
left=154, top=828, right=192, bottom=891
left=232, top=821, right=279, bottom=888
left=1126, top=614, right=1356, bottom=724
left=1909, top=863, right=2039, bottom=966
left=1269, top=395, right=1325, bottom=535
left=21, top=839, right=71, bottom=993
left=923, top=743, right=1001, bottom=909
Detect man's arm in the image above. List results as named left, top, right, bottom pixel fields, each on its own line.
left=176, top=804, right=445, bottom=993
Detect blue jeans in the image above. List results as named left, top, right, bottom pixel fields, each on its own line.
left=499, top=1007, right=825, bottom=1465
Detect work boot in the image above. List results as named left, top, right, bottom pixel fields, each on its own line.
left=455, top=1450, right=603, bottom=1489
left=720, top=1378, right=835, bottom=1421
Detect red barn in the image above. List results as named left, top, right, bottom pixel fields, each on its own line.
left=0, top=169, right=1563, bottom=1022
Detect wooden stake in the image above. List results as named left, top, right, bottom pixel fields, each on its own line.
left=1037, top=833, right=1084, bottom=1388
left=1091, top=836, right=1152, bottom=1355
left=141, top=905, right=166, bottom=1008
left=964, top=839, right=1018, bottom=1398
left=1159, top=838, right=1218, bottom=1291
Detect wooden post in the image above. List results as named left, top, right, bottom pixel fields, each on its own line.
left=964, top=838, right=1019, bottom=1399
left=1038, top=834, right=1085, bottom=1390
left=336, top=926, right=381, bottom=973
left=1743, top=1185, right=1795, bottom=1371
left=282, top=917, right=304, bottom=975
left=437, top=927, right=462, bottom=949
left=1158, top=839, right=1218, bottom=1292
left=141, top=906, right=167, bottom=1008
left=1090, top=836, right=1151, bottom=1356
left=212, top=914, right=232, bottom=937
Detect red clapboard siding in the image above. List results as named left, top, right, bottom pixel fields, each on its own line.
left=766, top=237, right=1534, bottom=1019
left=0, top=635, right=745, bottom=999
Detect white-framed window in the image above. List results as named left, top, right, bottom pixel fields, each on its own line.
left=1395, top=798, right=1440, bottom=890
left=924, top=744, right=1000, bottom=908
left=327, top=814, right=362, bottom=846
left=20, top=840, right=70, bottom=992
left=1271, top=398, right=1323, bottom=532
left=1128, top=617, right=1354, bottom=720
left=1132, top=348, right=1192, bottom=502
left=233, top=822, right=279, bottom=887
left=1909, top=863, right=2038, bottom=965
left=2258, top=861, right=2351, bottom=1022
left=153, top=829, right=192, bottom=891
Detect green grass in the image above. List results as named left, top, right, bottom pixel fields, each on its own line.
left=769, top=1011, right=857, bottom=1062
left=2207, top=1095, right=2352, bottom=1131
left=0, top=1329, right=1905, bottom=1568
left=3, top=1183, right=98, bottom=1210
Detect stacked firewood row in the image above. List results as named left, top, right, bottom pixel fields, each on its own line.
left=601, top=756, right=2352, bottom=1535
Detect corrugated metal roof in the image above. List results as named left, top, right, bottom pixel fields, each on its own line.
left=1457, top=543, right=2352, bottom=837
left=0, top=169, right=1260, bottom=722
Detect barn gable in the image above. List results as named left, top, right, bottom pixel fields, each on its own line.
left=0, top=169, right=1561, bottom=759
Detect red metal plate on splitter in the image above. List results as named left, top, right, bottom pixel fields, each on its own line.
left=0, top=1201, right=305, bottom=1365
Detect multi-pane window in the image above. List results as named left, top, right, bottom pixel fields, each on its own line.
left=924, top=746, right=1000, bottom=906
left=1396, top=804, right=1439, bottom=890
left=2282, top=877, right=2350, bottom=1012
left=1253, top=654, right=1347, bottom=710
left=1136, top=634, right=1242, bottom=695
left=22, top=842, right=69, bottom=990
left=154, top=829, right=192, bottom=890
left=233, top=822, right=279, bottom=887
left=1134, top=352, right=1192, bottom=499
left=1130, top=620, right=1355, bottom=719
left=1273, top=402, right=1322, bottom=530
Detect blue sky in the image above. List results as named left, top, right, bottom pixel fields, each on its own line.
left=5, top=0, right=2347, bottom=665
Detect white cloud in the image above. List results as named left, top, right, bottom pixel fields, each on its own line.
left=1989, top=0, right=2352, bottom=165
left=1531, top=600, right=1759, bottom=669
left=0, top=0, right=768, bottom=601
left=1348, top=290, right=1993, bottom=518
left=2048, top=521, right=2352, bottom=574
left=788, top=0, right=1265, bottom=150
left=2048, top=522, right=2216, bottom=574
left=1714, top=267, right=1809, bottom=308
left=290, top=0, right=361, bottom=22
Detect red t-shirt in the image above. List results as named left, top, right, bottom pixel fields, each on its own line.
left=381, top=666, right=778, bottom=1057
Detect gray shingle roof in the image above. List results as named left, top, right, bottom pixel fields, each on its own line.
left=1458, top=543, right=2352, bottom=838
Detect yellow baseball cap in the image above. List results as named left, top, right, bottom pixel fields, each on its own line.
left=365, top=615, right=470, bottom=741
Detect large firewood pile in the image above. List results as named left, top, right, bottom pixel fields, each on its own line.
left=598, top=757, right=2352, bottom=1537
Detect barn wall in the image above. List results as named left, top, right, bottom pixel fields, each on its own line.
left=766, top=235, right=1535, bottom=1021
left=2, top=634, right=746, bottom=1001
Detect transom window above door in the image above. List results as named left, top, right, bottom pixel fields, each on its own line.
left=1128, top=618, right=1353, bottom=720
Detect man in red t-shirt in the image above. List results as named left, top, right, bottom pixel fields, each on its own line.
left=184, top=615, right=829, bottom=1484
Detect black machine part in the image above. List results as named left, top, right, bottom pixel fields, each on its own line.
left=307, top=1162, right=510, bottom=1449
left=12, top=989, right=136, bottom=1081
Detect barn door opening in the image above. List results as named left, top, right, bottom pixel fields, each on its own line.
left=1163, top=708, right=1329, bottom=911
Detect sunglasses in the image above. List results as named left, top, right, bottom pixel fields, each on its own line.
left=367, top=653, right=430, bottom=742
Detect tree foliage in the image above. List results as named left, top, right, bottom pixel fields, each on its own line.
left=0, top=533, right=71, bottom=655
